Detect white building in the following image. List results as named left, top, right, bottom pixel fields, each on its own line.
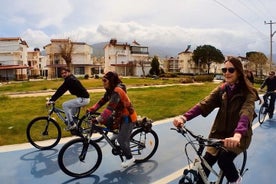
left=43, top=39, right=96, bottom=78
left=0, top=37, right=29, bottom=81
left=104, top=39, right=151, bottom=76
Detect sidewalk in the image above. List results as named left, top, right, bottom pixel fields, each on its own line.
left=6, top=83, right=203, bottom=98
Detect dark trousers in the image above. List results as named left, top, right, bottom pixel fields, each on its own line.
left=263, top=93, right=276, bottom=117
left=117, top=117, right=134, bottom=159
left=197, top=150, right=239, bottom=183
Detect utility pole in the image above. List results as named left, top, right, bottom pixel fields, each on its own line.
left=264, top=20, right=276, bottom=71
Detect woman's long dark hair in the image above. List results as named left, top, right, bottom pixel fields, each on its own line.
left=226, top=57, right=254, bottom=95
left=103, top=71, right=122, bottom=91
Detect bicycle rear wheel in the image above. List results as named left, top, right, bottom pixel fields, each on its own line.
left=58, top=137, right=102, bottom=177
left=258, top=105, right=268, bottom=124
left=26, top=116, right=61, bottom=150
left=130, top=128, right=159, bottom=163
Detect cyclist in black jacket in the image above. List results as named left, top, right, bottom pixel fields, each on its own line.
left=47, top=67, right=90, bottom=130
left=260, top=71, right=276, bottom=119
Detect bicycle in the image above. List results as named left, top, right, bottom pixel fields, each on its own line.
left=171, top=126, right=247, bottom=184
left=26, top=100, right=92, bottom=150
left=258, top=91, right=275, bottom=124
left=57, top=114, right=159, bottom=178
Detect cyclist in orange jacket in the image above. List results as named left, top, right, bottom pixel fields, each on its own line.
left=87, top=71, right=137, bottom=168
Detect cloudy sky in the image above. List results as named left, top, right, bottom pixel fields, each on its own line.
left=1, top=0, right=276, bottom=57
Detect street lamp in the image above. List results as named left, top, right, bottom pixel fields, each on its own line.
left=198, top=59, right=201, bottom=75
left=265, top=20, right=276, bottom=71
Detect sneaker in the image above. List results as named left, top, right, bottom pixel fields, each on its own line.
left=65, top=123, right=77, bottom=131
left=121, top=157, right=136, bottom=168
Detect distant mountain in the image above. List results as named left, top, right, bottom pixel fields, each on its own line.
left=91, top=42, right=106, bottom=57
left=91, top=42, right=183, bottom=58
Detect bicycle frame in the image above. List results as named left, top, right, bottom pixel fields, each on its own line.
left=85, top=115, right=154, bottom=162
left=48, top=105, right=66, bottom=122
left=47, top=102, right=80, bottom=123
left=186, top=156, right=224, bottom=184
left=259, top=91, right=276, bottom=124
left=173, top=127, right=246, bottom=184
left=58, top=115, right=159, bottom=177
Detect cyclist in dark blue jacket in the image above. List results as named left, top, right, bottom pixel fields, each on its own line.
left=260, top=71, right=276, bottom=119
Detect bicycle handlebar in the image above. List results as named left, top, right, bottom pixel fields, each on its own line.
left=264, top=91, right=276, bottom=95
left=171, top=127, right=223, bottom=148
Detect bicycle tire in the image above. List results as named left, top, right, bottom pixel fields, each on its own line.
left=130, top=128, right=159, bottom=163
left=219, top=150, right=247, bottom=184
left=58, top=137, right=102, bottom=177
left=258, top=105, right=268, bottom=124
left=26, top=116, right=62, bottom=150
left=78, top=114, right=107, bottom=142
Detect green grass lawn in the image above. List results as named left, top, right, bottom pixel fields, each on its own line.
left=0, top=79, right=219, bottom=146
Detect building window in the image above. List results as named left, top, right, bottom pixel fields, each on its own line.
left=130, top=46, right=149, bottom=54
left=75, top=67, right=85, bottom=75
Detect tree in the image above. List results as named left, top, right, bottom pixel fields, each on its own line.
left=136, top=56, right=149, bottom=77
left=59, top=39, right=74, bottom=70
left=246, top=51, right=268, bottom=76
left=149, top=56, right=160, bottom=75
left=192, top=45, right=224, bottom=74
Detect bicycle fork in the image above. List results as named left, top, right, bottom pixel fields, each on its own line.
left=41, top=116, right=52, bottom=136
left=79, top=139, right=90, bottom=162
left=180, top=157, right=223, bottom=184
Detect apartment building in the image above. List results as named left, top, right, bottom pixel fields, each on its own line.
left=27, top=48, right=40, bottom=77
left=43, top=39, right=98, bottom=78
left=0, top=37, right=29, bottom=81
left=104, top=39, right=151, bottom=76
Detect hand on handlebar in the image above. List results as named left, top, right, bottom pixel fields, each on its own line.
left=46, top=101, right=54, bottom=106
left=173, top=115, right=187, bottom=128
left=86, top=108, right=96, bottom=114
left=223, top=133, right=241, bottom=148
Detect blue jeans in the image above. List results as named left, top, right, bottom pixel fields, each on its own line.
left=62, top=97, right=90, bottom=125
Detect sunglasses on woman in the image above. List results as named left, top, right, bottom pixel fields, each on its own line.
left=222, top=67, right=235, bottom=74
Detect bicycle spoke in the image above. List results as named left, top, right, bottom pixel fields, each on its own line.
left=58, top=138, right=102, bottom=177
left=26, top=117, right=61, bottom=150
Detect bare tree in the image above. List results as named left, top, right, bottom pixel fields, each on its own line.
left=136, top=56, right=149, bottom=77
left=59, top=39, right=74, bottom=70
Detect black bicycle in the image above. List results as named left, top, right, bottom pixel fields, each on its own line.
left=58, top=115, right=159, bottom=178
left=26, top=100, right=98, bottom=150
left=172, top=126, right=247, bottom=184
left=258, top=91, right=275, bottom=124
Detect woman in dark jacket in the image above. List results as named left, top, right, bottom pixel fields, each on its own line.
left=173, top=57, right=256, bottom=184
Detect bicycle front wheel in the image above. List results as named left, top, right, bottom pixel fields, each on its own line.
left=26, top=116, right=61, bottom=150
left=130, top=128, right=159, bottom=163
left=58, top=137, right=102, bottom=177
left=258, top=105, right=268, bottom=124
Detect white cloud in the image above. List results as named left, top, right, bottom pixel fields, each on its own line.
left=1, top=0, right=276, bottom=57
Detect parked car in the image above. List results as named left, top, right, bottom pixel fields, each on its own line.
left=214, top=74, right=224, bottom=81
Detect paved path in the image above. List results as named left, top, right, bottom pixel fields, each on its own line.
left=1, top=102, right=276, bottom=184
